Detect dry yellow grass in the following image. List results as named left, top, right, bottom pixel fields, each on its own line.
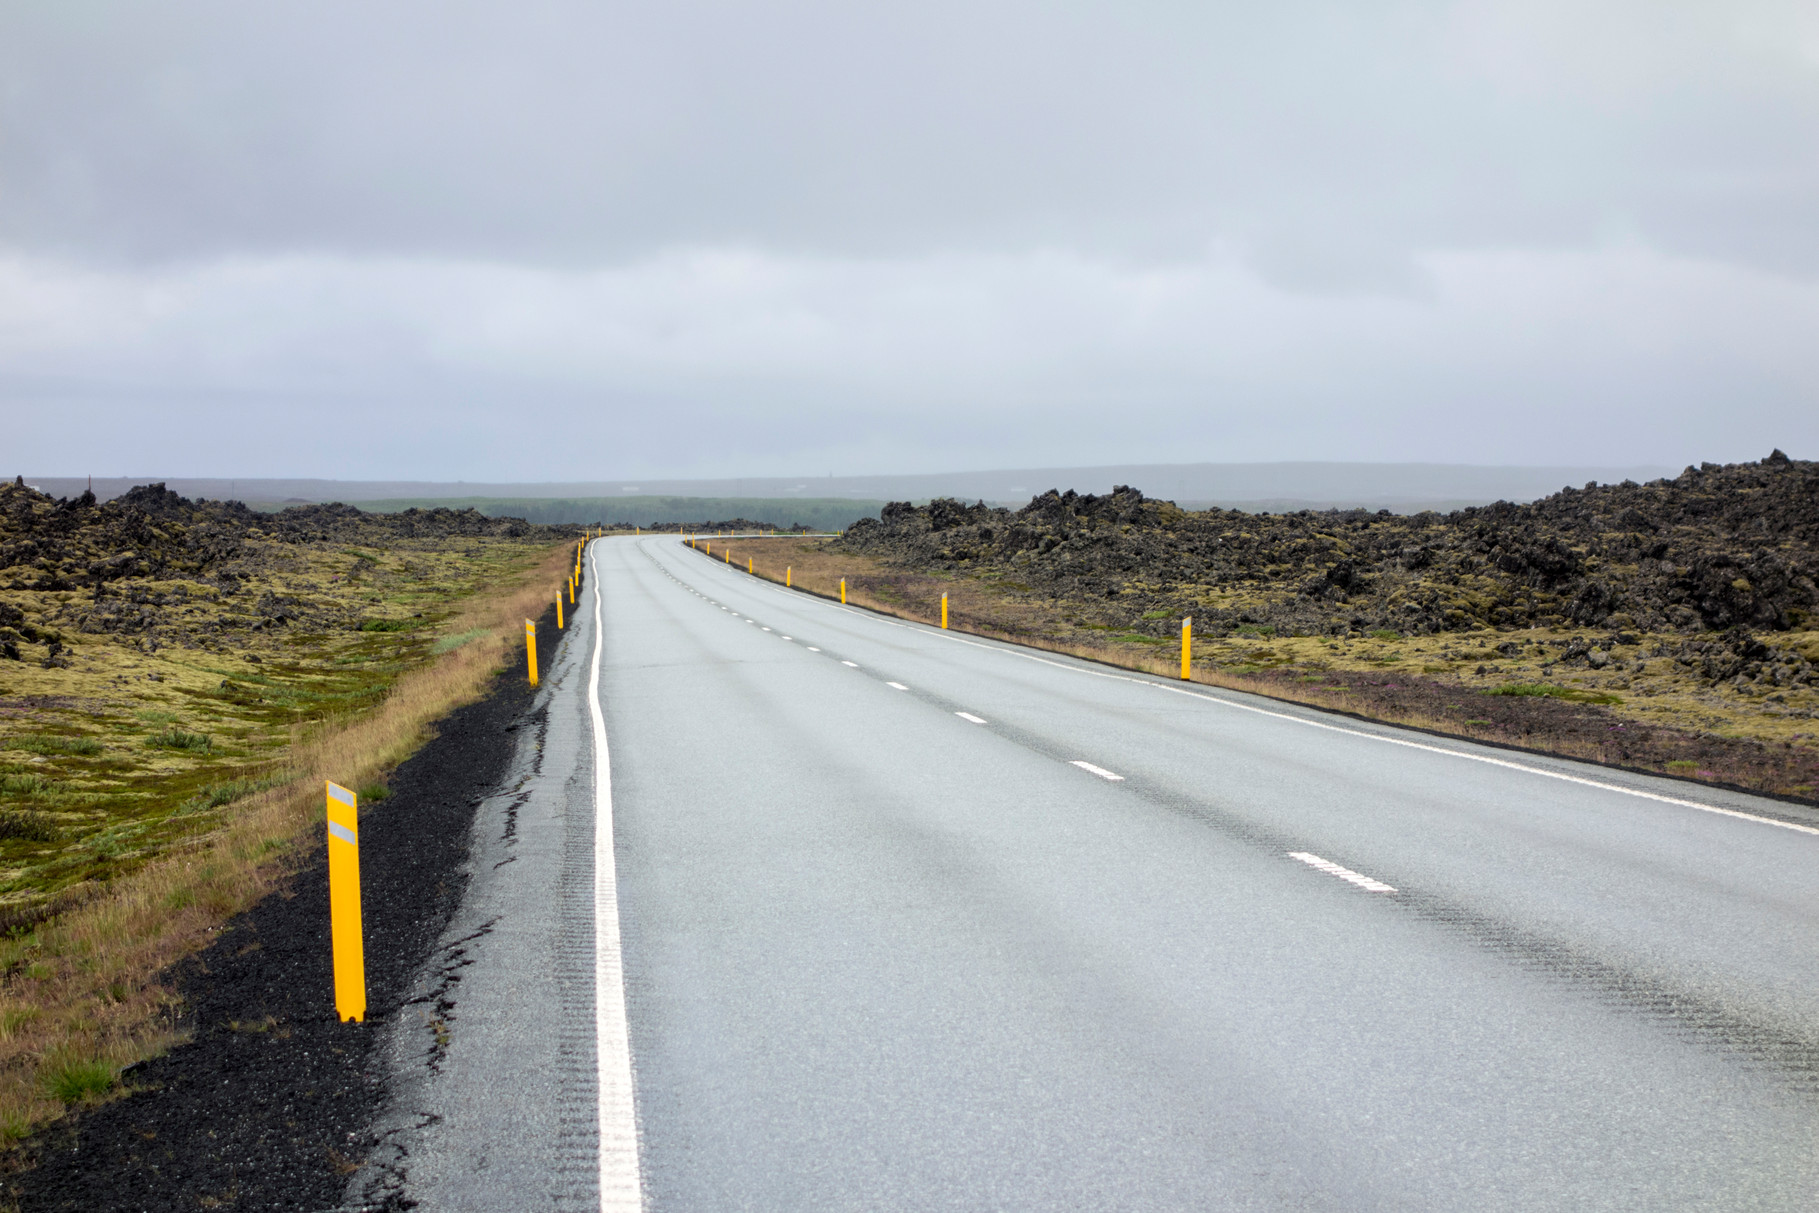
left=0, top=541, right=576, bottom=1144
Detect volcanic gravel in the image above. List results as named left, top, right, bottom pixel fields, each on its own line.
left=8, top=599, right=568, bottom=1212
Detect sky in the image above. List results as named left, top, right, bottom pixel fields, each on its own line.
left=2, top=0, right=1816, bottom=481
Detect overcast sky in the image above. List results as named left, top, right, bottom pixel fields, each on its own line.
left=3, top=1, right=1816, bottom=480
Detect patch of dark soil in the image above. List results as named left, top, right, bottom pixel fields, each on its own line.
left=6, top=599, right=569, bottom=1212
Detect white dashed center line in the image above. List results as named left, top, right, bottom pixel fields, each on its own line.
left=781, top=636, right=793, bottom=641
left=1069, top=761, right=1125, bottom=781
left=762, top=627, right=771, bottom=632
left=886, top=682, right=908, bottom=691
left=955, top=712, right=987, bottom=724
left=841, top=661, right=860, bottom=668
left=1288, top=852, right=1397, bottom=893
left=807, top=647, right=820, bottom=652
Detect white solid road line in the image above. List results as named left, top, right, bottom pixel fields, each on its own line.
left=1288, top=851, right=1398, bottom=893
left=1070, top=760, right=1125, bottom=781
left=886, top=682, right=909, bottom=691
left=586, top=542, right=644, bottom=1209
left=956, top=712, right=988, bottom=724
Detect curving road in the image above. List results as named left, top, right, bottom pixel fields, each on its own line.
left=355, top=534, right=1819, bottom=1211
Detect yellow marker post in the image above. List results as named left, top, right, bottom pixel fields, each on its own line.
left=1181, top=617, right=1192, bottom=680
left=725, top=548, right=730, bottom=564
left=747, top=557, right=753, bottom=574
left=706, top=542, right=711, bottom=557
left=941, top=592, right=948, bottom=629
left=786, top=566, right=792, bottom=587
left=326, top=781, right=365, bottom=1023
left=556, top=593, right=564, bottom=628
left=569, top=577, right=576, bottom=605
left=526, top=619, right=539, bottom=687
left=840, top=578, right=847, bottom=604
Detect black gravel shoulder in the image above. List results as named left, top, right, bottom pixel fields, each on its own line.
left=8, top=601, right=566, bottom=1212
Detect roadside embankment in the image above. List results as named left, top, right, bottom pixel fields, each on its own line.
left=6, top=596, right=566, bottom=1210
left=0, top=480, right=584, bottom=1158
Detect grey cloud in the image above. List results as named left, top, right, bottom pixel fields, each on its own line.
left=3, top=1, right=1816, bottom=483
left=4, top=1, right=1816, bottom=284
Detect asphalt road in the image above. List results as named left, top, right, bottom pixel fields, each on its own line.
left=356, top=534, right=1819, bottom=1211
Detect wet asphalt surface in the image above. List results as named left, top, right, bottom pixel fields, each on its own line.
left=604, top=537, right=1819, bottom=1211
left=20, top=533, right=1819, bottom=1210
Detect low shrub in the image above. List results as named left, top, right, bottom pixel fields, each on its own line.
left=0, top=811, right=58, bottom=842
left=145, top=729, right=212, bottom=752
left=358, top=619, right=415, bottom=632
left=174, top=778, right=279, bottom=815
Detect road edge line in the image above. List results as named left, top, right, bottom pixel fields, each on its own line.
left=588, top=540, right=645, bottom=1209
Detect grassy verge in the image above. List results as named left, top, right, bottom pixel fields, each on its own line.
left=697, top=536, right=1819, bottom=803
left=0, top=541, right=577, bottom=1144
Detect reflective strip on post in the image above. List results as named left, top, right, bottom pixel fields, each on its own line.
left=326, top=781, right=365, bottom=1023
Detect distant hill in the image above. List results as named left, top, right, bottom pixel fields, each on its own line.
left=23, top=461, right=1684, bottom=515
left=328, top=496, right=884, bottom=532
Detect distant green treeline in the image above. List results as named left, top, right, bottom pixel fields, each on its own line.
left=338, top=495, right=887, bottom=531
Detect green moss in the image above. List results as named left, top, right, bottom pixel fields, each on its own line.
left=1485, top=683, right=1623, bottom=705
left=432, top=628, right=489, bottom=654
left=2, top=735, right=102, bottom=756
